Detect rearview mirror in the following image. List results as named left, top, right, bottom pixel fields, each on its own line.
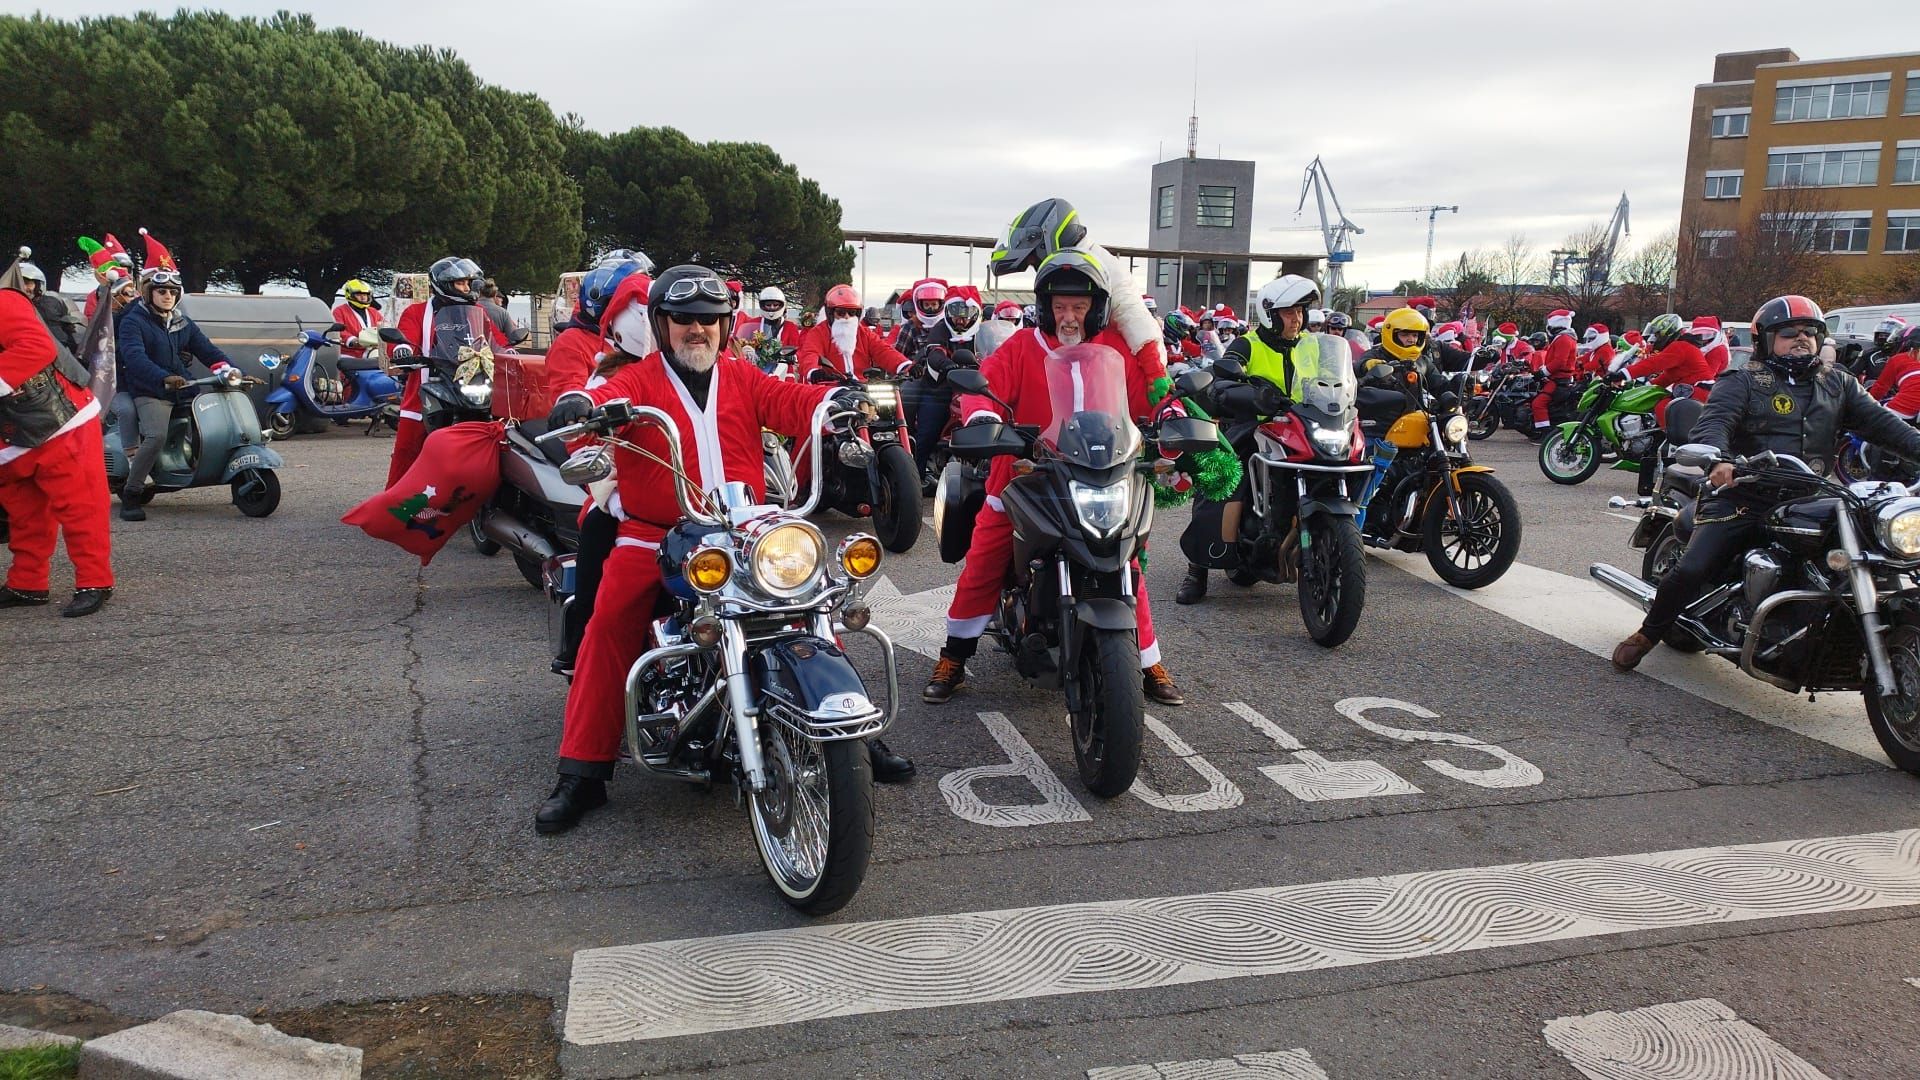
left=946, top=368, right=990, bottom=395
left=377, top=327, right=408, bottom=344
left=1211, top=354, right=1246, bottom=379
left=1673, top=443, right=1721, bottom=469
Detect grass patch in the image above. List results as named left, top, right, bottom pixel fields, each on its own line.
left=0, top=1042, right=80, bottom=1080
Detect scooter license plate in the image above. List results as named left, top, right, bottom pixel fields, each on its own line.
left=229, top=451, right=269, bottom=471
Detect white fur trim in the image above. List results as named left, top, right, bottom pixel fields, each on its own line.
left=0, top=373, right=12, bottom=395
left=614, top=536, right=660, bottom=551
left=1138, top=640, right=1161, bottom=668
left=1099, top=248, right=1159, bottom=354
left=945, top=614, right=991, bottom=637
left=398, top=409, right=423, bottom=421
left=984, top=494, right=1004, bottom=512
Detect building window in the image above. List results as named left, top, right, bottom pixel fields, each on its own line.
left=1887, top=215, right=1920, bottom=253
left=1695, top=231, right=1734, bottom=259
left=1711, top=111, right=1750, bottom=138
left=1704, top=172, right=1743, bottom=199
left=1197, top=261, right=1229, bottom=287
left=1906, top=74, right=1920, bottom=115
left=1196, top=185, right=1235, bottom=228
left=1768, top=213, right=1873, bottom=253
left=1766, top=147, right=1881, bottom=188
left=1156, top=185, right=1174, bottom=229
left=1897, top=146, right=1920, bottom=184
left=1774, top=77, right=1890, bottom=121
left=1155, top=259, right=1171, bottom=287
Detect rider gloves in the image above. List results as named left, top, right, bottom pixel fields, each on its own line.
left=547, top=393, right=593, bottom=429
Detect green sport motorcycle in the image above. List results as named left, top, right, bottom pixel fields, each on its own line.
left=1537, top=377, right=1672, bottom=486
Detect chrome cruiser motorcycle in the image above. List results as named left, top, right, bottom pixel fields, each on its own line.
left=537, top=397, right=898, bottom=914
left=1593, top=443, right=1920, bottom=774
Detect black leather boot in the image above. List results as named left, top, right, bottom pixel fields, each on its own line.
left=867, top=738, right=915, bottom=783
left=61, top=588, right=110, bottom=618
left=535, top=774, right=607, bottom=834
left=1175, top=564, right=1208, bottom=605
left=1, top=586, right=50, bottom=608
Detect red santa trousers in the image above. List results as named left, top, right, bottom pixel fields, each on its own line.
left=386, top=369, right=426, bottom=488
left=0, top=422, right=114, bottom=591
left=557, top=536, right=665, bottom=771
left=945, top=496, right=1160, bottom=668
left=1529, top=380, right=1561, bottom=427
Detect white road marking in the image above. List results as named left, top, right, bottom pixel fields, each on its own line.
left=1129, top=715, right=1246, bottom=813
left=1905, top=977, right=1920, bottom=990
left=562, top=829, right=1920, bottom=1045
left=1544, top=998, right=1832, bottom=1080
left=1225, top=701, right=1423, bottom=801
left=1370, top=549, right=1893, bottom=765
left=1087, top=1048, right=1329, bottom=1080
left=1606, top=511, right=1644, bottom=523
left=1336, top=697, right=1544, bottom=789
left=862, top=574, right=955, bottom=660
left=937, top=712, right=1091, bottom=828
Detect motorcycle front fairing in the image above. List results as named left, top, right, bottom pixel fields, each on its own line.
left=1005, top=344, right=1146, bottom=575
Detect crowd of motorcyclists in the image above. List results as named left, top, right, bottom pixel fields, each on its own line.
left=10, top=198, right=1920, bottom=864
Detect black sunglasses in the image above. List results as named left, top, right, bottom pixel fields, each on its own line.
left=827, top=307, right=861, bottom=319
left=668, top=312, right=725, bottom=327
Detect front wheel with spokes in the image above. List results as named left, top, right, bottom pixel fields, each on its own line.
left=1866, top=623, right=1920, bottom=775
left=748, top=723, right=873, bottom=915
left=1422, top=472, right=1522, bottom=589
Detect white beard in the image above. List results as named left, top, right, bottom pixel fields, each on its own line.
left=609, top=306, right=653, bottom=357
left=674, top=339, right=719, bottom=372
left=830, top=317, right=859, bottom=361
left=1057, top=326, right=1085, bottom=346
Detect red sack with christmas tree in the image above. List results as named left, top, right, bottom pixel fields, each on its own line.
left=342, top=421, right=504, bottom=564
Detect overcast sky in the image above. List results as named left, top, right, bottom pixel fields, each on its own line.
left=9, top=1, right=1908, bottom=299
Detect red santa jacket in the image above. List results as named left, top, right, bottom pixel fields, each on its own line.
left=957, top=326, right=1164, bottom=500
left=568, top=352, right=830, bottom=538
left=331, top=302, right=384, bottom=358
left=545, top=326, right=606, bottom=398
left=733, top=316, right=802, bottom=350
left=1540, top=331, right=1581, bottom=381
left=0, top=289, right=97, bottom=466
left=1582, top=342, right=1615, bottom=376
left=396, top=298, right=510, bottom=355
left=1626, top=339, right=1716, bottom=388
left=1871, top=351, right=1920, bottom=418
left=796, top=321, right=911, bottom=379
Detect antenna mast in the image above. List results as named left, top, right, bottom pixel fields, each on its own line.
left=1186, top=51, right=1198, bottom=159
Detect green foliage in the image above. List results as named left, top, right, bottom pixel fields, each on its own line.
left=566, top=124, right=854, bottom=303
left=0, top=1041, right=80, bottom=1080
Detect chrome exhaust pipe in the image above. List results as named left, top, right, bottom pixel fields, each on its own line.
left=1590, top=563, right=1655, bottom=611
left=480, top=509, right=557, bottom=562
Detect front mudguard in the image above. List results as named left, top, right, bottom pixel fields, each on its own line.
left=748, top=635, right=882, bottom=740
left=264, top=387, right=295, bottom=414
left=220, top=445, right=284, bottom=484
left=1299, top=496, right=1359, bottom=519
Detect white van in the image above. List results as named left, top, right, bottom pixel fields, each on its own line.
left=1826, top=303, right=1920, bottom=345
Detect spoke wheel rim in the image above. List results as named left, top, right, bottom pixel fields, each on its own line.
left=1880, top=630, right=1920, bottom=753
left=751, top=725, right=830, bottom=892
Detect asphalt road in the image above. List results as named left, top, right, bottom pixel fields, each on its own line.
left=6, top=422, right=1920, bottom=1079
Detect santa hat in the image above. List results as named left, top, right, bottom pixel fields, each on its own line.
left=724, top=279, right=742, bottom=294
left=1690, top=315, right=1720, bottom=330
left=1496, top=321, right=1519, bottom=337
left=1214, top=303, right=1237, bottom=320
left=1407, top=295, right=1437, bottom=310
left=946, top=284, right=983, bottom=306
left=138, top=227, right=177, bottom=272
left=992, top=299, right=1023, bottom=319
left=1366, top=315, right=1386, bottom=329
left=1623, top=330, right=1644, bottom=346
left=1434, top=321, right=1463, bottom=343
left=602, top=272, right=655, bottom=355
left=1581, top=324, right=1610, bottom=349
left=909, top=277, right=949, bottom=302
left=1545, top=309, right=1574, bottom=331
left=1141, top=293, right=1158, bottom=312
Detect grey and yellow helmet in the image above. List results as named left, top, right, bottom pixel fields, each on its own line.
left=990, top=198, right=1089, bottom=276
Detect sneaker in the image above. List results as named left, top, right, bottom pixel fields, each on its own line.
left=922, top=653, right=967, bottom=703
left=1142, top=663, right=1185, bottom=706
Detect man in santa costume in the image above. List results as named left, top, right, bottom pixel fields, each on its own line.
left=0, top=277, right=113, bottom=617
left=386, top=255, right=510, bottom=487
left=1624, top=313, right=1717, bottom=414
left=1684, top=315, right=1731, bottom=376
left=732, top=286, right=804, bottom=351
left=923, top=244, right=1184, bottom=708
left=1529, top=309, right=1581, bottom=439
left=532, top=265, right=901, bottom=833
left=795, top=284, right=913, bottom=382
left=331, top=279, right=384, bottom=360
left=1578, top=322, right=1616, bottom=376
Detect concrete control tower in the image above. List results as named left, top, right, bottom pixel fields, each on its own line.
left=1145, top=140, right=1255, bottom=313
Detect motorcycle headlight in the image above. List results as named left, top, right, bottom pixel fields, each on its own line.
left=1310, top=425, right=1352, bottom=458
left=685, top=546, right=733, bottom=592
left=1443, top=414, right=1469, bottom=444
left=1069, top=477, right=1133, bottom=538
left=461, top=380, right=493, bottom=408
left=751, top=521, right=824, bottom=596
left=863, top=381, right=901, bottom=419
left=839, top=534, right=882, bottom=579
left=1875, top=500, right=1920, bottom=558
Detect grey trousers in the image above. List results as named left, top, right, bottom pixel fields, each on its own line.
left=124, top=396, right=177, bottom=494
left=110, top=391, right=140, bottom=447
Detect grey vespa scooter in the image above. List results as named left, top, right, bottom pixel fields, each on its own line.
left=106, top=369, right=284, bottom=517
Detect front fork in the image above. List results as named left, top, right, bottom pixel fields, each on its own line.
left=1835, top=511, right=1900, bottom=697
left=721, top=620, right=769, bottom=792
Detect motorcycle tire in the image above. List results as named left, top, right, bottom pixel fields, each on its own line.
left=1538, top=427, right=1603, bottom=485
left=870, top=444, right=923, bottom=553
left=1422, top=472, right=1521, bottom=589
left=230, top=469, right=280, bottom=518
left=1298, top=516, right=1367, bottom=648
left=267, top=412, right=295, bottom=440
left=749, top=731, right=874, bottom=915
left=1071, top=628, right=1145, bottom=799
left=1865, top=622, right=1920, bottom=775
left=1466, top=404, right=1498, bottom=441
left=470, top=517, right=502, bottom=557
left=1639, top=526, right=1704, bottom=653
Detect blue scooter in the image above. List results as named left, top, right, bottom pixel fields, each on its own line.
left=262, top=323, right=405, bottom=439
left=106, top=369, right=284, bottom=517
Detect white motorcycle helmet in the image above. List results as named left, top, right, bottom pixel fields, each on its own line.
left=757, top=285, right=787, bottom=321
left=1254, top=275, right=1320, bottom=331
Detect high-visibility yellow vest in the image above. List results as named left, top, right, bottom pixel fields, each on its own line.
left=1244, top=331, right=1320, bottom=398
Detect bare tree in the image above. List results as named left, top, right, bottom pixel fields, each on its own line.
left=1488, top=233, right=1540, bottom=327
left=1677, top=183, right=1831, bottom=318
left=1612, top=228, right=1678, bottom=330
left=1427, top=250, right=1498, bottom=322
left=1543, top=222, right=1619, bottom=319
